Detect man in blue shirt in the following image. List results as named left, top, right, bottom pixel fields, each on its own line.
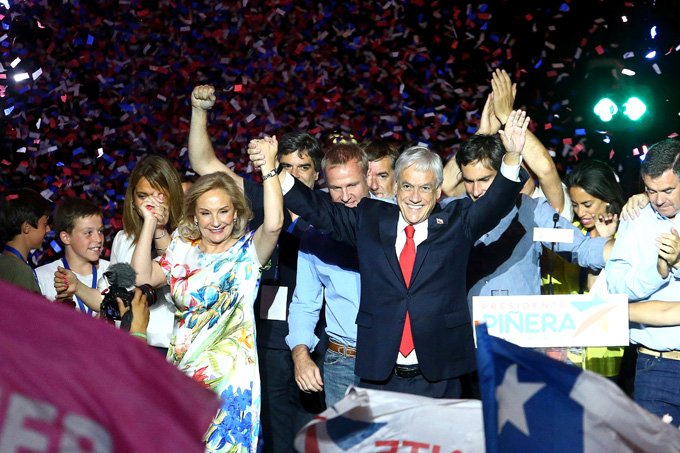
left=606, top=138, right=680, bottom=425
left=287, top=143, right=370, bottom=407
left=455, top=134, right=612, bottom=305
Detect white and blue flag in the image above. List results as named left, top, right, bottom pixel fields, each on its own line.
left=476, top=323, right=680, bottom=452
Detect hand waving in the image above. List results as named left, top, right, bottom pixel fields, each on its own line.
left=594, top=213, right=619, bottom=239
left=498, top=109, right=530, bottom=155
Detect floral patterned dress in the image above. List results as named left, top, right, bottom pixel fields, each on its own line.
left=160, top=231, right=262, bottom=453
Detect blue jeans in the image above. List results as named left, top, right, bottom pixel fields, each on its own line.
left=635, top=352, right=680, bottom=426
left=323, top=349, right=358, bottom=407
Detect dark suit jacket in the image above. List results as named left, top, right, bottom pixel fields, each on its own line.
left=283, top=170, right=526, bottom=381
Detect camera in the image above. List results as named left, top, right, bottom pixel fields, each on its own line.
left=100, top=283, right=157, bottom=320
left=99, top=263, right=157, bottom=321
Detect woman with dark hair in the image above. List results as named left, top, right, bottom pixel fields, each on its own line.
left=560, top=159, right=626, bottom=378
left=565, top=159, right=625, bottom=240
left=132, top=138, right=283, bottom=452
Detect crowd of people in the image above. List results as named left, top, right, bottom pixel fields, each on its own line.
left=3, top=66, right=680, bottom=451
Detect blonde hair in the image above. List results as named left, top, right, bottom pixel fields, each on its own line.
left=178, top=172, right=253, bottom=241
left=123, top=155, right=184, bottom=243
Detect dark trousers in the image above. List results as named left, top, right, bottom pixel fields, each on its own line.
left=258, top=347, right=326, bottom=453
left=359, top=370, right=462, bottom=399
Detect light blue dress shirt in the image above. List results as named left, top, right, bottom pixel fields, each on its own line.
left=606, top=205, right=680, bottom=350
left=286, top=227, right=361, bottom=351
left=467, top=195, right=607, bottom=306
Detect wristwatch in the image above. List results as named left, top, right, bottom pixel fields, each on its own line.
left=262, top=164, right=283, bottom=181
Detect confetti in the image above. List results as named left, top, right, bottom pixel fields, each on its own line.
left=0, top=0, right=675, bottom=267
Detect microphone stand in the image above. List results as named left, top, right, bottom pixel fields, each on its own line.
left=548, top=212, right=560, bottom=296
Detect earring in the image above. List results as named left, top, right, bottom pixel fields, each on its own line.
left=194, top=217, right=198, bottom=225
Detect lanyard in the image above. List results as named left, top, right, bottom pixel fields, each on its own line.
left=61, top=258, right=97, bottom=315
left=4, top=245, right=39, bottom=285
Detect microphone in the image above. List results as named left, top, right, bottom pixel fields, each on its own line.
left=101, top=263, right=157, bottom=331
left=103, top=263, right=137, bottom=289
left=548, top=212, right=560, bottom=295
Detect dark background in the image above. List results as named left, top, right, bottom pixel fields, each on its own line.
left=1, top=0, right=679, bottom=262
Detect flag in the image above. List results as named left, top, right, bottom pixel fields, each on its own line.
left=295, top=386, right=484, bottom=452
left=476, top=323, right=680, bottom=453
left=0, top=281, right=220, bottom=452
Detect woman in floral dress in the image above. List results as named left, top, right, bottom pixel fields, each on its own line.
left=132, top=138, right=283, bottom=452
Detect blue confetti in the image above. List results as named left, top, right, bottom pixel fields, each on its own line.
left=50, top=240, right=62, bottom=254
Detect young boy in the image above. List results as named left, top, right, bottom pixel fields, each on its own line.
left=35, top=198, right=109, bottom=315
left=0, top=189, right=52, bottom=293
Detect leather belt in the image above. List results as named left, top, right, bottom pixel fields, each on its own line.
left=328, top=338, right=356, bottom=358
left=394, top=364, right=421, bottom=378
left=639, top=346, right=680, bottom=361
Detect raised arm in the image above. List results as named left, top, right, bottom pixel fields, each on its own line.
left=252, top=137, right=284, bottom=266
left=492, top=69, right=564, bottom=214
left=131, top=195, right=169, bottom=288
left=464, top=110, right=529, bottom=239
left=189, top=85, right=244, bottom=190
left=249, top=145, right=360, bottom=247
left=441, top=156, right=464, bottom=198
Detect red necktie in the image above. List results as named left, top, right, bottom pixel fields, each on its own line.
left=399, top=224, right=416, bottom=356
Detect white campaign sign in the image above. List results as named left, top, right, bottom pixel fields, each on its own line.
left=472, top=294, right=629, bottom=348
left=533, top=227, right=574, bottom=243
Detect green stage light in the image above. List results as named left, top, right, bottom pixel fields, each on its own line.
left=593, top=98, right=618, bottom=122
left=623, top=97, right=647, bottom=121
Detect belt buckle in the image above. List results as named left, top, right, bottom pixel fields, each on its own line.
left=394, top=364, right=420, bottom=378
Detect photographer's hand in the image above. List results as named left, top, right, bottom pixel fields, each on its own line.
left=117, top=288, right=150, bottom=341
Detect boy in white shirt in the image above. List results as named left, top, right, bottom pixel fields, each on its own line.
left=36, top=198, right=109, bottom=314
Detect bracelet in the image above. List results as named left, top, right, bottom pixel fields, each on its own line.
left=262, top=167, right=278, bottom=182
left=155, top=247, right=166, bottom=253
left=131, top=332, right=147, bottom=340
left=153, top=230, right=167, bottom=240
